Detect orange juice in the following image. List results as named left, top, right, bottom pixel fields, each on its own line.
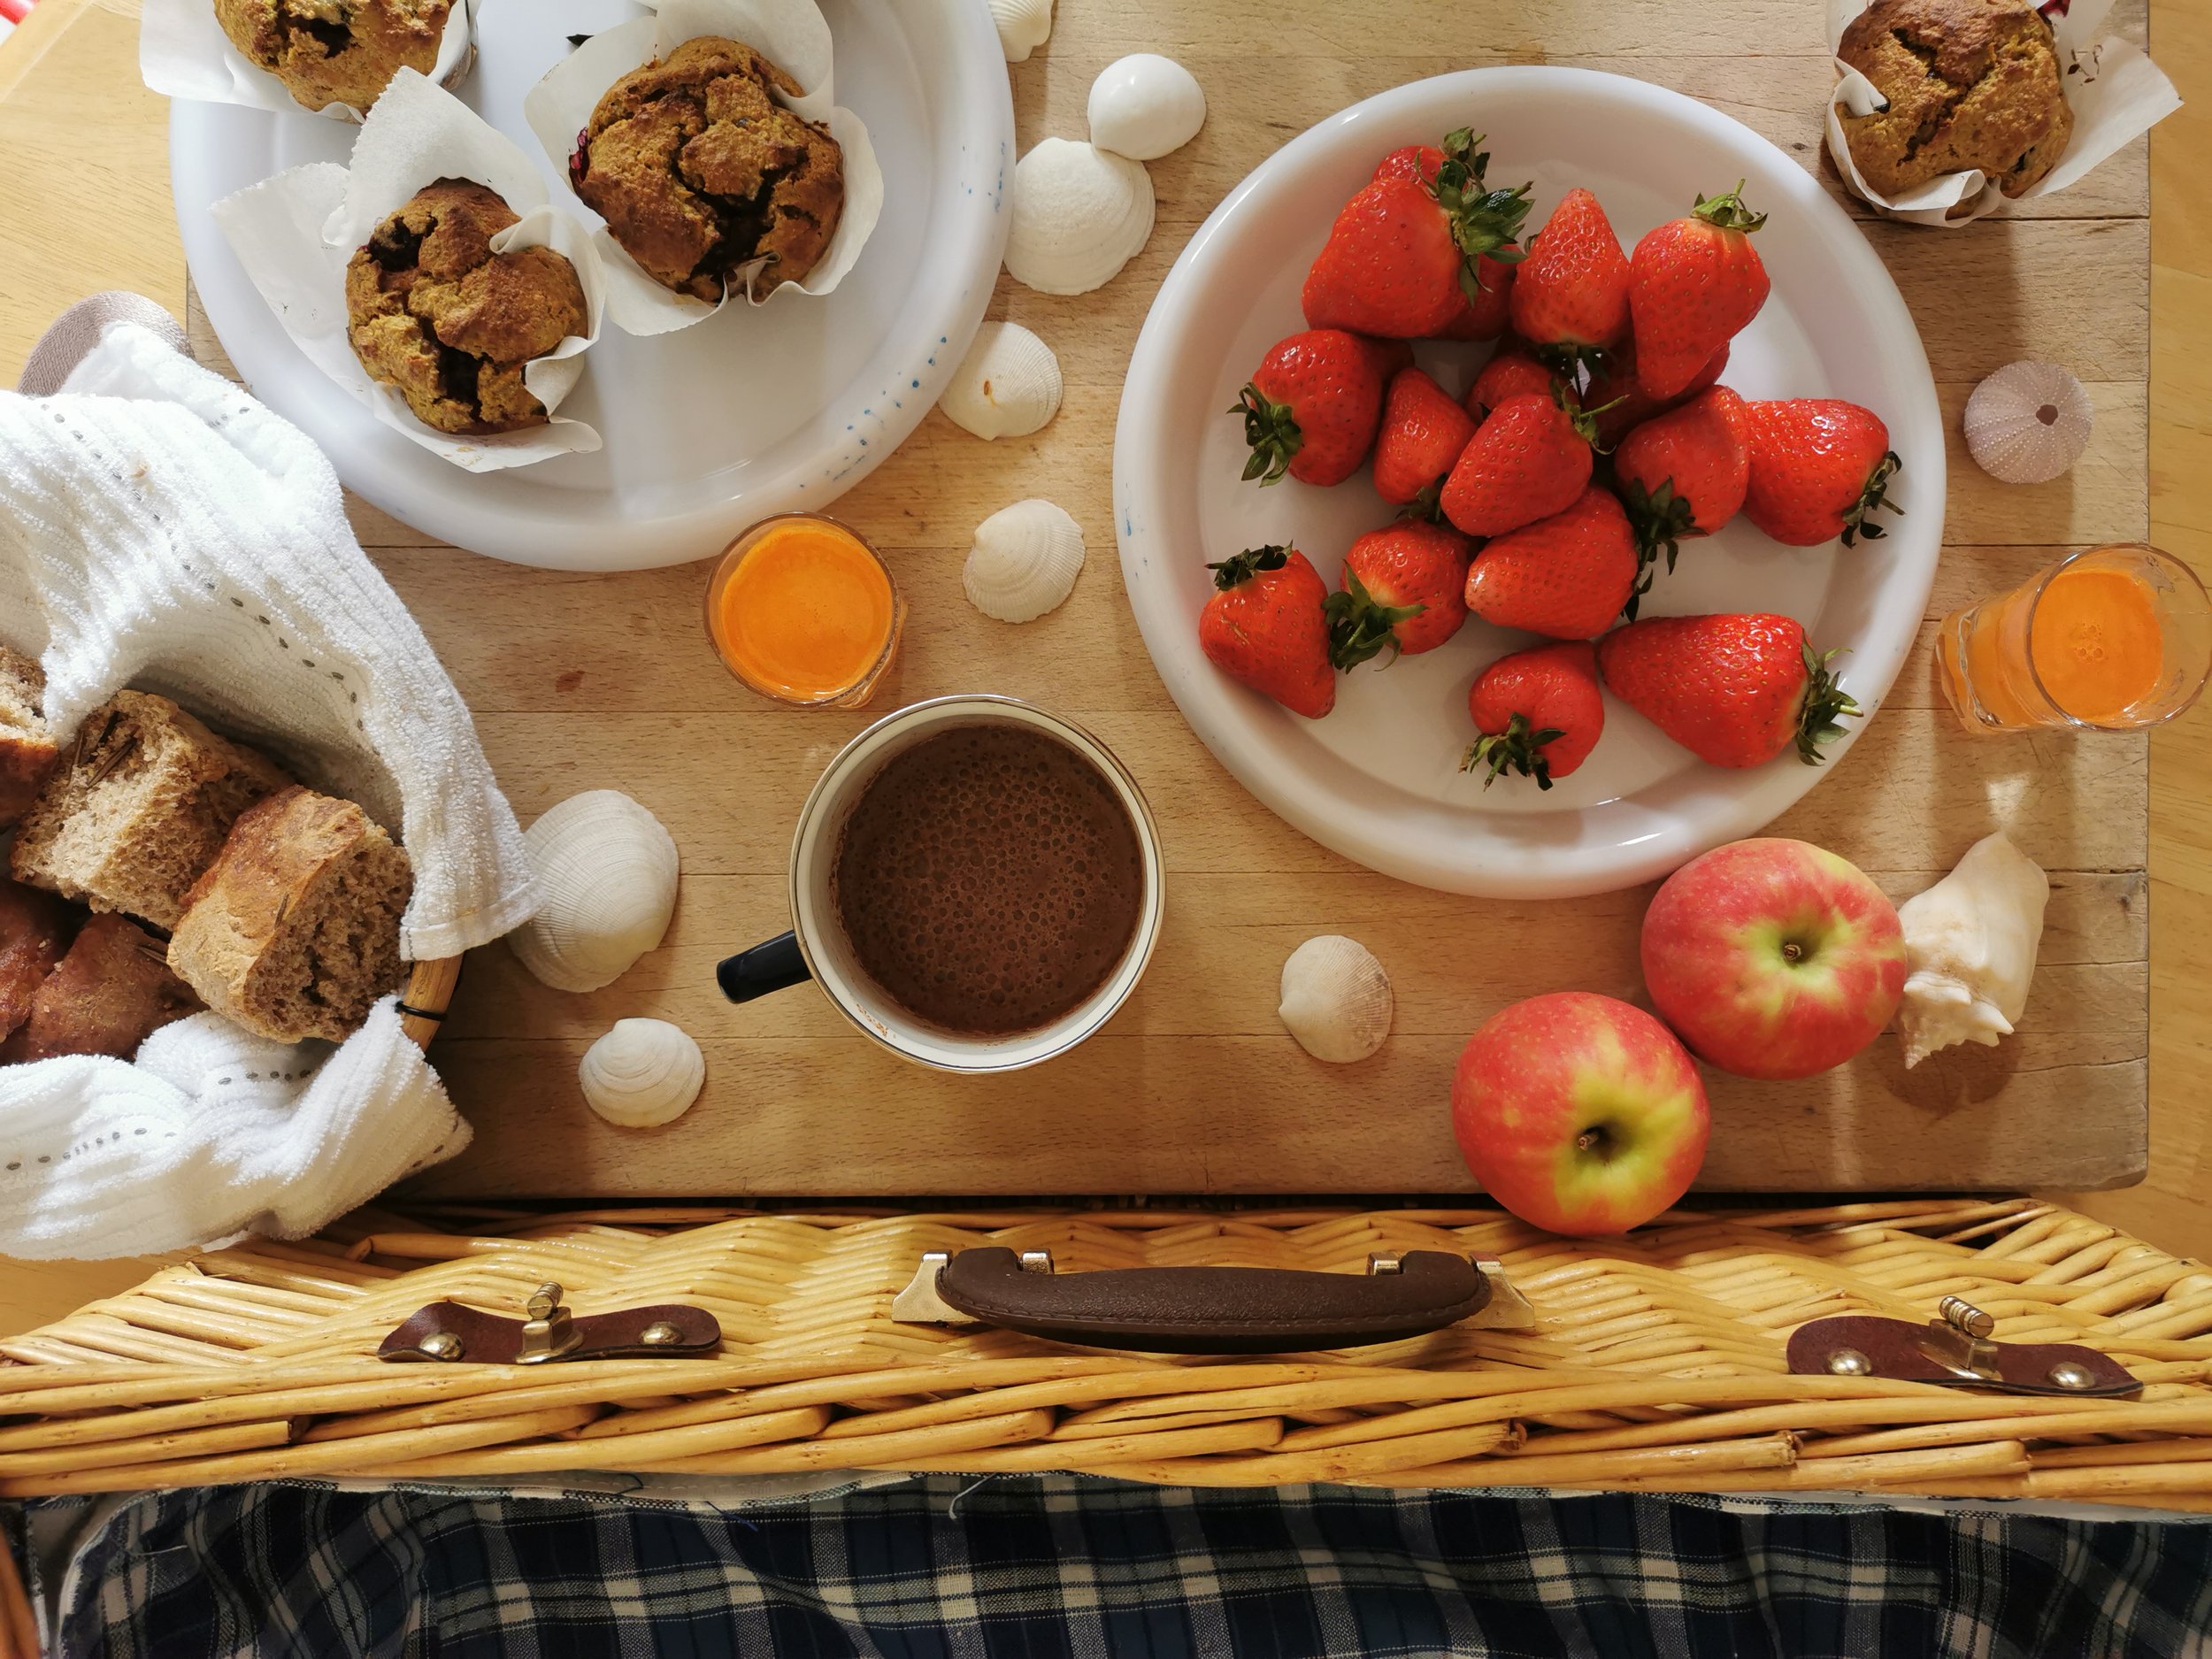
left=705, top=516, right=903, bottom=707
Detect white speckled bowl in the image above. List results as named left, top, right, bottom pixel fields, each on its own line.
left=171, top=0, right=1012, bottom=571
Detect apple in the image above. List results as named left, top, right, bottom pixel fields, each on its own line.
left=1641, top=837, right=1906, bottom=1080
left=1451, top=992, right=1709, bottom=1235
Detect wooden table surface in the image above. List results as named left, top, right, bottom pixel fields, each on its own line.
left=4, top=0, right=2212, bottom=1325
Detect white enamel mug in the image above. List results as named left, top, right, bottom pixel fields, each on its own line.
left=718, top=695, right=1166, bottom=1072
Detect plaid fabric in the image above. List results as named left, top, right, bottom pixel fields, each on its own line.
left=13, top=1476, right=2212, bottom=1659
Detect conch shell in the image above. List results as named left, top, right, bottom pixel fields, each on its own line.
left=964, top=499, right=1085, bottom=623
left=987, top=0, right=1052, bottom=62
left=580, top=1018, right=703, bottom=1127
left=1005, top=138, right=1155, bottom=296
left=1087, top=54, right=1205, bottom=161
left=1964, top=361, right=2093, bottom=486
left=1278, top=934, right=1393, bottom=1063
left=511, top=791, right=680, bottom=993
left=1896, top=833, right=2049, bottom=1069
left=941, top=322, right=1062, bottom=440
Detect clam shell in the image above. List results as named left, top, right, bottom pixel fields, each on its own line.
left=1005, top=138, right=1155, bottom=297
left=1278, top=934, right=1393, bottom=1064
left=988, top=0, right=1053, bottom=61
left=511, top=791, right=680, bottom=994
left=1087, top=54, right=1205, bottom=161
left=964, top=499, right=1086, bottom=623
left=580, top=1018, right=704, bottom=1128
left=941, top=322, right=1063, bottom=441
left=1963, top=361, right=2093, bottom=485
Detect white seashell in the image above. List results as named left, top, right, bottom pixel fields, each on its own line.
left=964, top=499, right=1086, bottom=623
left=1896, top=833, right=2050, bottom=1069
left=1278, top=934, right=1393, bottom=1064
left=988, top=0, right=1052, bottom=62
left=511, top=791, right=680, bottom=994
left=1964, top=361, right=2094, bottom=486
left=580, top=1018, right=703, bottom=1128
left=941, top=322, right=1063, bottom=441
left=1087, top=54, right=1206, bottom=161
left=1005, top=138, right=1155, bottom=297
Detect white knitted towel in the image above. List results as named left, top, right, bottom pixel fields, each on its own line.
left=0, top=303, right=539, bottom=1259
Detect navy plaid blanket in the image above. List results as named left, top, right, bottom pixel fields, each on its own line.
left=12, top=1475, right=2212, bottom=1657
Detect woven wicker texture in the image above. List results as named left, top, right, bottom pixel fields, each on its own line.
left=3, top=1199, right=2210, bottom=1506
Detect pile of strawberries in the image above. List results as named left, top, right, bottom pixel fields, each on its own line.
left=1199, top=131, right=1901, bottom=787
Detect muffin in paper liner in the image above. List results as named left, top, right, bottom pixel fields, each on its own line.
left=141, top=0, right=478, bottom=123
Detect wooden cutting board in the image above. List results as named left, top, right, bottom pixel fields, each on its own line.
left=192, top=0, right=2153, bottom=1199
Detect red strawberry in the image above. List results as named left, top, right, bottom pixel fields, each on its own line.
left=1584, top=336, right=1729, bottom=449
left=1509, top=188, right=1630, bottom=359
left=1439, top=390, right=1600, bottom=538
left=1596, top=613, right=1859, bottom=768
left=1199, top=546, right=1336, bottom=718
left=1462, top=486, right=1639, bottom=640
left=1740, top=399, right=1901, bottom=547
left=1463, top=343, right=1555, bottom=420
left=1233, top=331, right=1409, bottom=488
left=1464, top=641, right=1604, bottom=788
left=1373, top=367, right=1478, bottom=507
left=1371, top=144, right=1445, bottom=185
left=1613, top=386, right=1752, bottom=603
left=1628, top=185, right=1771, bottom=401
left=1328, top=519, right=1477, bottom=664
left=1436, top=251, right=1519, bottom=341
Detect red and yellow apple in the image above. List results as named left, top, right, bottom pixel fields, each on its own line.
left=1641, top=837, right=1906, bottom=1080
left=1450, top=992, right=1709, bottom=1236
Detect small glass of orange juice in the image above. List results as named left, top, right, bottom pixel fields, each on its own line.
left=704, top=514, right=905, bottom=709
left=1935, top=545, right=2211, bottom=735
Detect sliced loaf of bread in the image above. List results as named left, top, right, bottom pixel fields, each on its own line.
left=0, top=645, right=59, bottom=830
left=0, top=876, right=77, bottom=1044
left=10, top=691, right=293, bottom=929
left=0, top=913, right=202, bottom=1064
left=169, top=786, right=413, bottom=1043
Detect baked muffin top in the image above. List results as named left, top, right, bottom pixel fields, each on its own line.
left=571, top=35, right=846, bottom=303
left=1838, top=0, right=2075, bottom=200
left=343, top=180, right=588, bottom=435
left=213, top=0, right=457, bottom=114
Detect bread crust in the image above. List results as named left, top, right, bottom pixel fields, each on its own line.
left=0, top=644, right=58, bottom=831
left=0, top=914, right=200, bottom=1064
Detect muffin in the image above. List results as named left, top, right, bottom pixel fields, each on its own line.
left=344, top=180, right=588, bottom=435
left=1838, top=0, right=2074, bottom=200
left=212, top=0, right=457, bottom=114
left=571, top=35, right=845, bottom=302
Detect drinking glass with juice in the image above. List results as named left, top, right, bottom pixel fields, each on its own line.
left=1935, top=545, right=2212, bottom=735
left=705, top=515, right=905, bottom=708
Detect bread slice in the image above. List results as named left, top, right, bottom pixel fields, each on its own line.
left=0, top=913, right=201, bottom=1064
left=10, top=691, right=292, bottom=929
left=0, top=876, right=77, bottom=1043
left=0, top=645, right=59, bottom=830
left=169, top=786, right=413, bottom=1043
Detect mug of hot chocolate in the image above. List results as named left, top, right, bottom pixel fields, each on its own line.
left=718, top=695, right=1165, bottom=1071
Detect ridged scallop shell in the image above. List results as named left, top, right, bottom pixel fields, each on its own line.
left=941, top=323, right=1063, bottom=441
left=1964, top=361, right=2093, bottom=485
left=1278, top=934, right=1393, bottom=1064
left=1087, top=54, right=1206, bottom=161
left=1005, top=138, right=1155, bottom=297
left=988, top=0, right=1053, bottom=62
left=511, top=791, right=680, bottom=994
left=964, top=499, right=1086, bottom=623
left=580, top=1018, right=703, bottom=1127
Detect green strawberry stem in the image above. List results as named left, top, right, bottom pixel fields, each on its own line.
left=1615, top=477, right=1696, bottom=620
left=1207, top=544, right=1290, bottom=590
left=1397, top=478, right=1450, bottom=526
left=1558, top=386, right=1617, bottom=450
left=1462, top=711, right=1566, bottom=790
left=1692, top=181, right=1768, bottom=234
left=1325, top=567, right=1425, bottom=671
left=1840, top=450, right=1903, bottom=547
left=1793, top=643, right=1861, bottom=765
left=1534, top=341, right=1615, bottom=382
left=1232, top=384, right=1303, bottom=486
left=1435, top=129, right=1533, bottom=272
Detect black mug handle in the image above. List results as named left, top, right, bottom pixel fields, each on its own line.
left=717, top=931, right=812, bottom=1002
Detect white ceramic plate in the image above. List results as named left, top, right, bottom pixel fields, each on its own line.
left=171, top=0, right=1012, bottom=571
left=1114, top=68, right=1944, bottom=899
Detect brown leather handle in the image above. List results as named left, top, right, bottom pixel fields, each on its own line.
left=933, top=1248, right=1490, bottom=1354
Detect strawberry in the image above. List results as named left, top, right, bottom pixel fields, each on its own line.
left=1463, top=641, right=1604, bottom=788
left=1596, top=613, right=1860, bottom=768
left=1199, top=546, right=1337, bottom=718
left=1372, top=367, right=1478, bottom=508
left=1436, top=251, right=1519, bottom=341
left=1305, top=131, right=1532, bottom=339
left=1462, top=486, right=1639, bottom=640
left=1613, top=386, right=1752, bottom=605
left=1583, top=336, right=1729, bottom=448
left=1739, top=399, right=1901, bottom=547
left=1233, top=331, right=1409, bottom=488
left=1328, top=519, right=1476, bottom=664
left=1439, top=389, right=1600, bottom=538
left=1463, top=343, right=1555, bottom=420
left=1627, top=184, right=1771, bottom=400
left=1509, top=188, right=1630, bottom=361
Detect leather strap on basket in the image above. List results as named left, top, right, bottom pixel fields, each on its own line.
left=1786, top=1314, right=2140, bottom=1397
left=378, top=1294, right=720, bottom=1364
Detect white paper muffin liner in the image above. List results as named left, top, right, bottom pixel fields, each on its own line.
left=141, top=0, right=478, bottom=123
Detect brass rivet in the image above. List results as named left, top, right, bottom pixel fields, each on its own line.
left=418, top=1331, right=463, bottom=1360
left=526, top=1282, right=565, bottom=1319
left=1018, top=1250, right=1054, bottom=1275
left=2048, top=1361, right=2096, bottom=1391
left=1826, top=1348, right=1874, bottom=1377
left=640, top=1321, right=680, bottom=1346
